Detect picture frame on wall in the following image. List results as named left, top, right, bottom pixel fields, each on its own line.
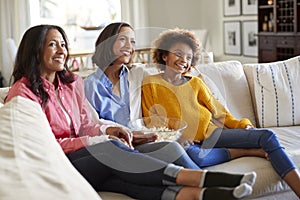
left=224, top=0, right=241, bottom=16
left=242, top=21, right=258, bottom=57
left=224, top=21, right=242, bottom=55
left=242, top=0, right=257, bottom=15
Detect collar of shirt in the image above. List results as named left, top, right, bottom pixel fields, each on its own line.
left=95, top=65, right=129, bottom=89
left=40, top=74, right=65, bottom=92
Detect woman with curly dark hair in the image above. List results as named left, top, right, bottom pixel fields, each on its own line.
left=151, top=28, right=201, bottom=73
left=142, top=28, right=300, bottom=198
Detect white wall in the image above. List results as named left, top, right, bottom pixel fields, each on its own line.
left=144, top=0, right=258, bottom=64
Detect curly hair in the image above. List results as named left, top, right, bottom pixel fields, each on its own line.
left=151, top=28, right=201, bottom=71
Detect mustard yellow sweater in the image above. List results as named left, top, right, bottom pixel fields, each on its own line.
left=141, top=74, right=252, bottom=141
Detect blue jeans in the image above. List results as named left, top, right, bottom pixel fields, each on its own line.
left=185, top=128, right=296, bottom=178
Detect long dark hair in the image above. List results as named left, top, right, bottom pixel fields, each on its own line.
left=10, top=24, right=75, bottom=106
left=92, top=22, right=133, bottom=70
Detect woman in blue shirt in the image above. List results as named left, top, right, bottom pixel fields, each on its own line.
left=84, top=23, right=147, bottom=127
left=84, top=22, right=203, bottom=168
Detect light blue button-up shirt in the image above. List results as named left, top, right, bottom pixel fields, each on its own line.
left=84, top=65, right=131, bottom=126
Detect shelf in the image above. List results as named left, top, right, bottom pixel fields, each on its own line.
left=259, top=5, right=274, bottom=9
left=258, top=0, right=300, bottom=62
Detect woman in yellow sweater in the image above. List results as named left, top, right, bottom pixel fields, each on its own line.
left=141, top=28, right=300, bottom=198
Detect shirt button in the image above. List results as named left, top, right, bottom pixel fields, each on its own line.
left=61, top=96, right=64, bottom=100
left=68, top=109, right=71, bottom=113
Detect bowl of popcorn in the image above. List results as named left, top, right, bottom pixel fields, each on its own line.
left=128, top=116, right=187, bottom=142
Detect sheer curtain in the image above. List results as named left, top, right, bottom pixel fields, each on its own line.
left=121, top=0, right=148, bottom=28
left=121, top=0, right=158, bottom=50
left=0, top=0, right=31, bottom=86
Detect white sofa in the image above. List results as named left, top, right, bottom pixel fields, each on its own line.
left=1, top=55, right=300, bottom=199
left=190, top=56, right=300, bottom=200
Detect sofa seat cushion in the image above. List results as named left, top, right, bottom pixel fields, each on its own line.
left=0, top=96, right=101, bottom=200
left=271, top=126, right=300, bottom=163
left=204, top=156, right=289, bottom=198
left=204, top=125, right=300, bottom=199
left=243, top=56, right=300, bottom=128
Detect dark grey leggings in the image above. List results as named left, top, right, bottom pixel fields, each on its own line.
left=135, top=141, right=200, bottom=169
left=67, top=140, right=183, bottom=200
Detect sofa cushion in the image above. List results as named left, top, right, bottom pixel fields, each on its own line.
left=244, top=56, right=300, bottom=128
left=192, top=61, right=256, bottom=126
left=271, top=126, right=300, bottom=162
left=198, top=72, right=227, bottom=109
left=205, top=156, right=290, bottom=198
left=205, top=125, right=300, bottom=199
left=0, top=96, right=101, bottom=200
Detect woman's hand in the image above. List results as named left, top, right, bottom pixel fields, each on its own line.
left=106, top=126, right=134, bottom=149
left=108, top=135, right=132, bottom=148
left=245, top=125, right=254, bottom=130
left=132, top=131, right=158, bottom=145
left=177, top=138, right=195, bottom=147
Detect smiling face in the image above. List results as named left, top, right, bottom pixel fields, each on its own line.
left=40, top=29, right=67, bottom=79
left=112, top=26, right=136, bottom=64
left=163, top=42, right=193, bottom=74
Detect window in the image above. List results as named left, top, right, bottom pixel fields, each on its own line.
left=38, top=0, right=121, bottom=51
left=39, top=0, right=121, bottom=27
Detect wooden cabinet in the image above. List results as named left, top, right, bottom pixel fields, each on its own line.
left=258, top=0, right=300, bottom=62
left=258, top=35, right=276, bottom=62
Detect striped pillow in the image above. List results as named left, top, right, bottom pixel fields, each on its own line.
left=252, top=56, right=300, bottom=127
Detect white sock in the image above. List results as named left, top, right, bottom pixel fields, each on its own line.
left=233, top=183, right=253, bottom=198
left=240, top=172, right=256, bottom=187
left=199, top=170, right=208, bottom=187
left=199, top=188, right=206, bottom=200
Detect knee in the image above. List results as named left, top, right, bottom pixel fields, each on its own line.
left=185, top=145, right=206, bottom=163
left=167, top=142, right=185, bottom=153
left=258, top=129, right=280, bottom=146
left=259, top=129, right=276, bottom=139
left=151, top=141, right=186, bottom=156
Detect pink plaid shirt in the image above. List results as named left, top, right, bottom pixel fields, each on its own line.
left=6, top=74, right=106, bottom=153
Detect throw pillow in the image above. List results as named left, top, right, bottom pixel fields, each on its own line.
left=0, top=96, right=101, bottom=200
left=189, top=69, right=227, bottom=109
left=248, top=56, right=300, bottom=127
left=191, top=61, right=256, bottom=126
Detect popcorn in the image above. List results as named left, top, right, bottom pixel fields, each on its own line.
left=139, top=126, right=181, bottom=142
left=129, top=117, right=186, bottom=142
